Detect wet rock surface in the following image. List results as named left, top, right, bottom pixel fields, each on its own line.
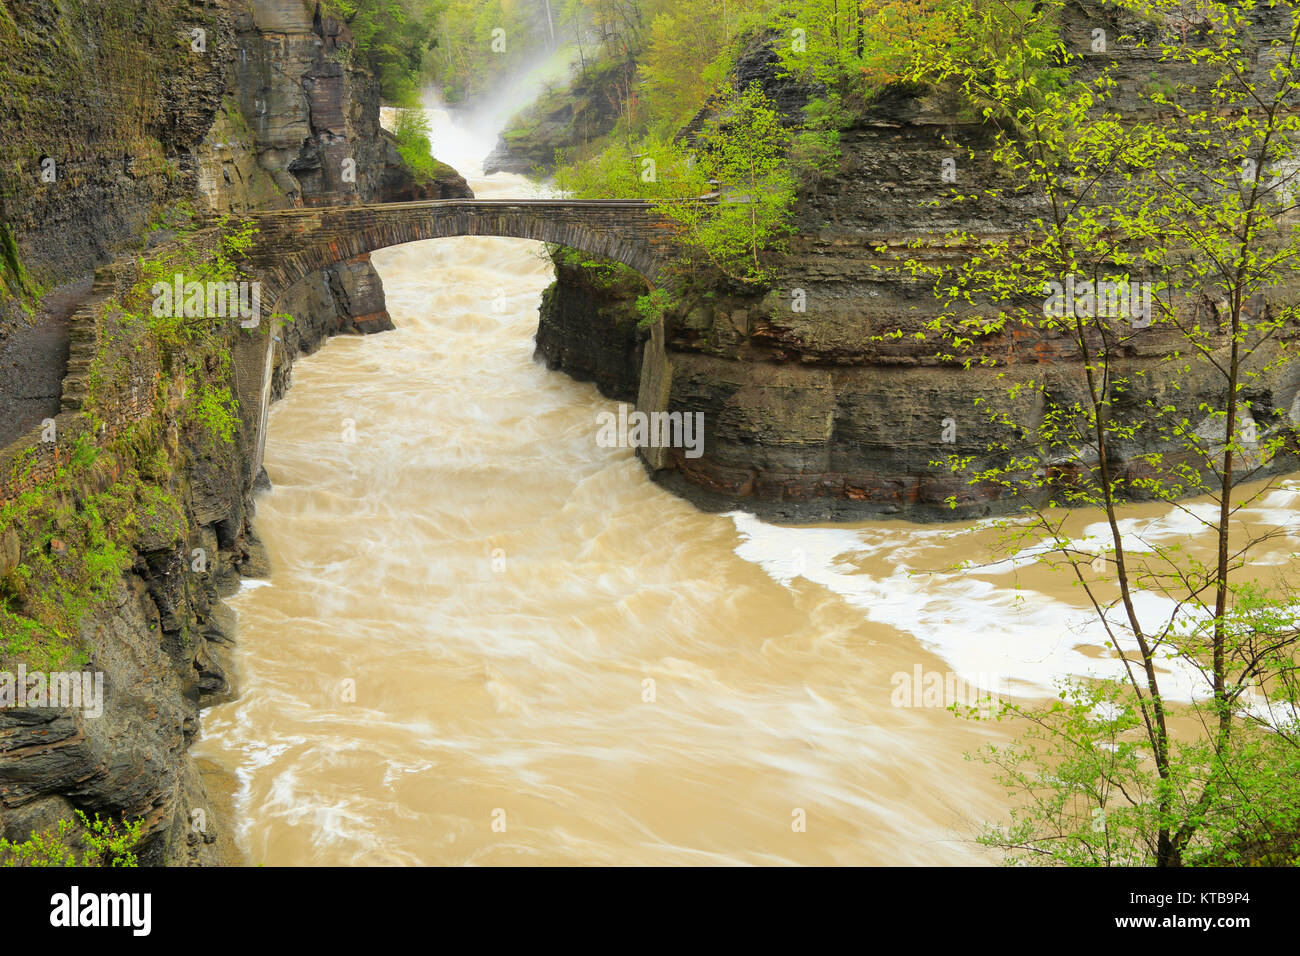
left=537, top=4, right=1300, bottom=521
left=0, top=0, right=461, bottom=865
left=534, top=259, right=645, bottom=402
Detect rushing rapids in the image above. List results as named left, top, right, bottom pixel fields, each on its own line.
left=192, top=102, right=1300, bottom=866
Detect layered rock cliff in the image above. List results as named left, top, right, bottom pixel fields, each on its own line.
left=537, top=4, right=1300, bottom=521
left=0, top=0, right=464, bottom=865
left=0, top=0, right=228, bottom=335
left=535, top=255, right=645, bottom=401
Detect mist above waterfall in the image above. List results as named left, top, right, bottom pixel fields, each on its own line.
left=416, top=44, right=582, bottom=171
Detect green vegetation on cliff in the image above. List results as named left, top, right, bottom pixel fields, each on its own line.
left=0, top=810, right=143, bottom=867
left=521, top=2, right=1043, bottom=301
left=323, top=0, right=443, bottom=105
left=543, top=0, right=1065, bottom=201
left=1, top=222, right=254, bottom=671
left=0, top=220, right=34, bottom=307
left=556, top=80, right=796, bottom=288
left=390, top=107, right=465, bottom=186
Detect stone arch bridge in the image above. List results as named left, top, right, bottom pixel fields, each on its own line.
left=231, top=198, right=692, bottom=477
left=241, top=198, right=685, bottom=308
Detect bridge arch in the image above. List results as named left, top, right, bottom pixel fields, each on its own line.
left=247, top=200, right=671, bottom=311
left=238, top=199, right=681, bottom=478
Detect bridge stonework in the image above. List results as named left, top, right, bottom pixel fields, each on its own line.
left=233, top=199, right=683, bottom=478
left=244, top=199, right=679, bottom=309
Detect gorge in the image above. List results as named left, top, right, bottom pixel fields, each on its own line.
left=187, top=100, right=1300, bottom=864
left=0, top=0, right=1298, bottom=870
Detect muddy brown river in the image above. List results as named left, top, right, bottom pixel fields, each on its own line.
left=193, top=105, right=1300, bottom=866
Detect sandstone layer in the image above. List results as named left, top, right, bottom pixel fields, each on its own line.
left=536, top=3, right=1300, bottom=521
left=0, top=0, right=463, bottom=865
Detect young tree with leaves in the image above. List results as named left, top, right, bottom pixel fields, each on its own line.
left=659, top=81, right=797, bottom=282
left=882, top=0, right=1300, bottom=865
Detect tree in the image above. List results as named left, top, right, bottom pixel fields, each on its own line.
left=773, top=0, right=869, bottom=92
left=422, top=0, right=557, bottom=101
left=639, top=0, right=772, bottom=131
left=324, top=0, right=439, bottom=105
left=884, top=0, right=1300, bottom=865
left=660, top=81, right=796, bottom=282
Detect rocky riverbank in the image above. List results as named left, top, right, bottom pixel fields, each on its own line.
left=0, top=0, right=467, bottom=865
left=535, top=4, right=1300, bottom=521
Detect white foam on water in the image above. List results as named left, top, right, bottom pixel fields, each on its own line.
left=728, top=498, right=1297, bottom=710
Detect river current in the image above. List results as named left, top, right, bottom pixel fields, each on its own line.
left=193, top=104, right=1300, bottom=866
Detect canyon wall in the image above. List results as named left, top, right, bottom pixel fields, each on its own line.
left=535, top=258, right=644, bottom=402
left=537, top=4, right=1300, bottom=521
left=0, top=0, right=460, bottom=864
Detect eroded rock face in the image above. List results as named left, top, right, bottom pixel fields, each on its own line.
left=0, top=0, right=233, bottom=337
left=537, top=4, right=1300, bottom=521
left=269, top=252, right=395, bottom=404
left=1, top=0, right=468, bottom=865
left=0, top=401, right=253, bottom=865
left=0, top=573, right=239, bottom=866
left=534, top=259, right=646, bottom=402
left=218, top=1, right=470, bottom=208
left=232, top=2, right=368, bottom=203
